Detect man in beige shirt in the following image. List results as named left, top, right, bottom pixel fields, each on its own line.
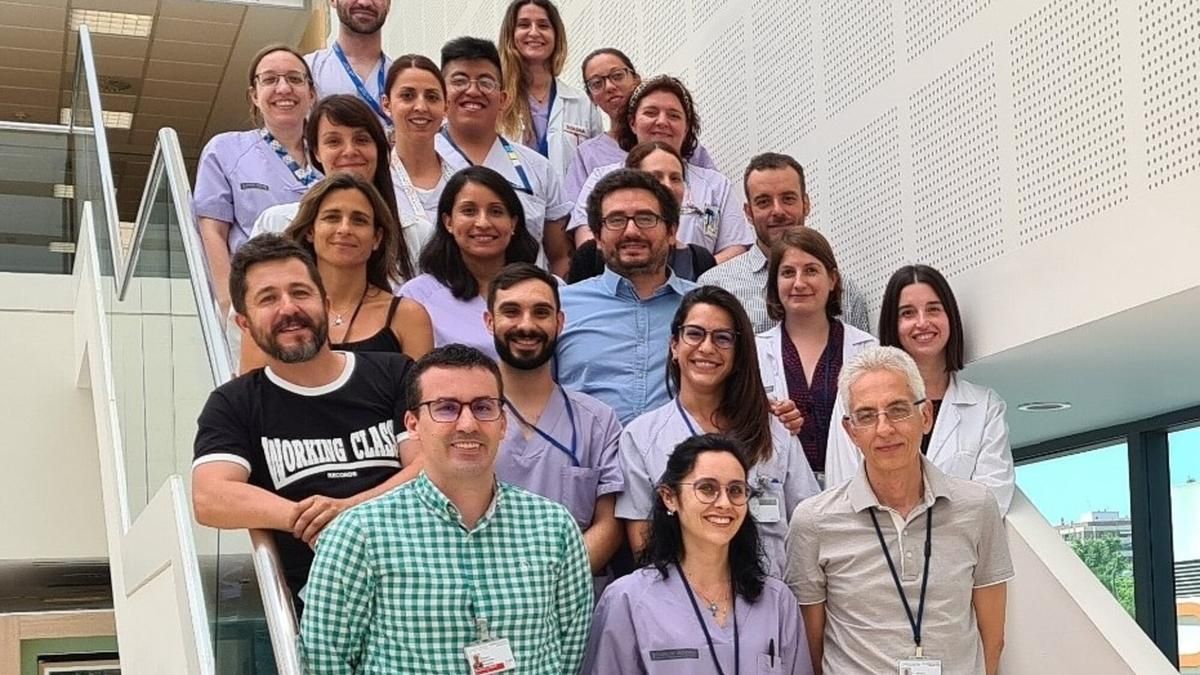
left=786, top=345, right=1012, bottom=675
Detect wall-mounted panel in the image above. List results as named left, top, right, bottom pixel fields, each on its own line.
left=1138, top=0, right=1200, bottom=190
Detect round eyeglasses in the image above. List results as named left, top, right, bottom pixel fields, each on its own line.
left=676, top=324, right=738, bottom=350
left=677, top=479, right=753, bottom=506
left=416, top=397, right=503, bottom=423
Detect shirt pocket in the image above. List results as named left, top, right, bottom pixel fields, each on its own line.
left=560, top=465, right=602, bottom=527
left=947, top=441, right=982, bottom=479
left=757, top=653, right=782, bottom=674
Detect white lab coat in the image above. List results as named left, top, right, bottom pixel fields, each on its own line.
left=531, top=79, right=604, bottom=180
left=825, top=373, right=1015, bottom=513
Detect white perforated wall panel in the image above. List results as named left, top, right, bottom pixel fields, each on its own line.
left=904, top=0, right=990, bottom=60
left=751, top=0, right=818, bottom=153
left=822, top=0, right=895, bottom=115
left=1139, top=0, right=1200, bottom=190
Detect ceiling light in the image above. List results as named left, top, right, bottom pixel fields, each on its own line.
left=1018, top=401, right=1072, bottom=413
left=60, top=108, right=133, bottom=129
left=69, top=9, right=154, bottom=38
left=53, top=184, right=75, bottom=199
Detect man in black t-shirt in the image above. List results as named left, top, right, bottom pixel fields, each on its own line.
left=192, top=235, right=419, bottom=605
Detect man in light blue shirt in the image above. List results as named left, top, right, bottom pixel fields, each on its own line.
left=557, top=169, right=695, bottom=425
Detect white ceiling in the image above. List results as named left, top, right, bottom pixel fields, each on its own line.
left=966, top=286, right=1200, bottom=448
left=0, top=0, right=316, bottom=219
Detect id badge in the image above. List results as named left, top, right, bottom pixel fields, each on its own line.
left=897, top=658, right=942, bottom=675
left=750, top=495, right=782, bottom=523
left=464, top=638, right=517, bottom=674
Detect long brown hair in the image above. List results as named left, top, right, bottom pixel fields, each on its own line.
left=284, top=173, right=400, bottom=292
left=668, top=286, right=774, bottom=465
left=497, top=0, right=568, bottom=142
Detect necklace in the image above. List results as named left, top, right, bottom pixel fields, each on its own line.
left=331, top=286, right=369, bottom=328
left=683, top=570, right=728, bottom=618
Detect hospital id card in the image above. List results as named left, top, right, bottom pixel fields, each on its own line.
left=464, top=638, right=516, bottom=674
left=750, top=495, right=782, bottom=523
left=897, top=657, right=942, bottom=675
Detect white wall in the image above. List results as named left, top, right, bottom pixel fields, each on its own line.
left=0, top=273, right=106, bottom=562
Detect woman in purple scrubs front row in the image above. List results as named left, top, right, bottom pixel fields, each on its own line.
left=583, top=433, right=813, bottom=674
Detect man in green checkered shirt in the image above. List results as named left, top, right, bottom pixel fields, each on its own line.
left=301, top=345, right=593, bottom=674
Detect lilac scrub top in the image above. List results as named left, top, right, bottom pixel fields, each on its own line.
left=194, top=130, right=313, bottom=253
left=569, top=162, right=756, bottom=254
left=397, top=273, right=498, bottom=359
left=529, top=95, right=551, bottom=154
left=563, top=134, right=721, bottom=207
left=582, top=567, right=813, bottom=675
left=615, top=400, right=820, bottom=578
left=495, top=387, right=624, bottom=530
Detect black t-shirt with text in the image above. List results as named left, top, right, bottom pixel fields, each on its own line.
left=193, top=351, right=413, bottom=600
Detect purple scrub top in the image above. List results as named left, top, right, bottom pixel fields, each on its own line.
left=495, top=387, right=624, bottom=529
left=615, top=400, right=820, bottom=578
left=582, top=567, right=813, bottom=675
left=193, top=130, right=311, bottom=253
left=563, top=134, right=721, bottom=207
left=397, top=273, right=498, bottom=359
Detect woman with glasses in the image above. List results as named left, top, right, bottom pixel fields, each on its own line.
left=398, top=166, right=539, bottom=358
left=568, top=76, right=754, bottom=262
left=497, top=0, right=603, bottom=180
left=567, top=141, right=717, bottom=283
left=196, top=44, right=318, bottom=312
left=564, top=49, right=719, bottom=202
left=617, top=286, right=819, bottom=578
left=756, top=229, right=876, bottom=485
left=825, top=265, right=1015, bottom=510
left=585, top=433, right=813, bottom=675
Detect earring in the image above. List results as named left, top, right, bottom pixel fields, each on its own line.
left=666, top=509, right=675, bottom=516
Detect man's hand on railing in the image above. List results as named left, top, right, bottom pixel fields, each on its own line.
left=292, top=495, right=354, bottom=547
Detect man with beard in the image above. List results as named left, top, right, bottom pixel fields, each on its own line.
left=484, top=262, right=624, bottom=580
left=305, top=0, right=394, bottom=128
left=556, top=169, right=696, bottom=425
left=699, top=152, right=871, bottom=333
left=192, top=234, right=420, bottom=610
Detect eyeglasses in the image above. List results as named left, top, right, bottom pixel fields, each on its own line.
left=676, top=324, right=738, bottom=350
left=585, top=67, right=635, bottom=93
left=600, top=212, right=664, bottom=231
left=677, top=479, right=753, bottom=506
left=255, top=71, right=309, bottom=88
left=416, top=397, right=503, bottom=423
left=844, top=399, right=926, bottom=429
left=447, top=75, right=500, bottom=94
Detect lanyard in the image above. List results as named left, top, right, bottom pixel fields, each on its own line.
left=533, top=80, right=557, bottom=157
left=675, top=398, right=700, bottom=436
left=869, top=505, right=933, bottom=655
left=391, top=151, right=454, bottom=224
left=332, top=42, right=390, bottom=125
left=677, top=563, right=739, bottom=675
left=260, top=129, right=317, bottom=186
left=505, top=385, right=579, bottom=466
left=440, top=129, right=535, bottom=195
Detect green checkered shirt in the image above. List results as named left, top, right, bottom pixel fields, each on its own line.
left=300, top=472, right=593, bottom=674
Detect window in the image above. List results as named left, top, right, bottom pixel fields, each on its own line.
left=1016, top=441, right=1135, bottom=615
left=1168, top=426, right=1200, bottom=673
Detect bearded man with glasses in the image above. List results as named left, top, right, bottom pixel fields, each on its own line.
left=785, top=345, right=1012, bottom=675
left=301, top=344, right=593, bottom=675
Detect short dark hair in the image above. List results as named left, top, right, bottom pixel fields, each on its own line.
left=585, top=168, right=680, bottom=238
left=229, top=234, right=325, bottom=315
left=487, top=262, right=560, bottom=311
left=879, top=264, right=966, bottom=372
left=742, top=152, right=806, bottom=201
left=625, top=140, right=687, bottom=180
left=641, top=433, right=766, bottom=603
left=422, top=166, right=539, bottom=300
left=386, top=53, right=446, bottom=98
left=581, top=47, right=637, bottom=85
left=406, top=344, right=504, bottom=410
left=617, top=75, right=700, bottom=161
left=765, top=228, right=843, bottom=322
left=440, top=36, right=503, bottom=77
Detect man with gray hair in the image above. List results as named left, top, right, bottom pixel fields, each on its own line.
left=785, top=345, right=1012, bottom=675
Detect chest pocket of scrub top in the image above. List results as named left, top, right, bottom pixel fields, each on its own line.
left=560, top=466, right=602, bottom=528
left=749, top=466, right=788, bottom=571
left=757, top=653, right=781, bottom=674
left=680, top=201, right=720, bottom=250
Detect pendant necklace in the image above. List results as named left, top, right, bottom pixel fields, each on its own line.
left=332, top=286, right=369, bottom=328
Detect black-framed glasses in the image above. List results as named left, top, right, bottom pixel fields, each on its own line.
left=415, top=397, right=503, bottom=423
left=600, top=212, right=664, bottom=231
left=255, top=71, right=309, bottom=88
left=677, top=479, right=753, bottom=505
left=585, top=67, right=635, bottom=93
left=447, top=75, right=500, bottom=94
left=844, top=399, right=926, bottom=429
left=676, top=324, right=738, bottom=350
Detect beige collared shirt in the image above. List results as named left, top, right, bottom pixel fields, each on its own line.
left=785, top=456, right=1013, bottom=674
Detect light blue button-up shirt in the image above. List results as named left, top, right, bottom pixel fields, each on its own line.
left=556, top=268, right=696, bottom=425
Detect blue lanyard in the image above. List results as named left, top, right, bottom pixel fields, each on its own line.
left=440, top=128, right=535, bottom=195
left=332, top=42, right=390, bottom=126
left=260, top=129, right=317, bottom=186
left=533, top=79, right=556, bottom=157
left=676, top=398, right=700, bottom=436
left=505, top=385, right=578, bottom=466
